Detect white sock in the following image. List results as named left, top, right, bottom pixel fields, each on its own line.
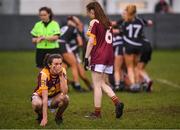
left=143, top=74, right=151, bottom=82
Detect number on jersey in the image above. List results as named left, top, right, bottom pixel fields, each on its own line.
left=105, top=29, right=112, bottom=44
left=126, top=24, right=142, bottom=38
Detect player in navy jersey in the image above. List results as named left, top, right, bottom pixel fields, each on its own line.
left=122, top=4, right=154, bottom=92
left=58, top=17, right=85, bottom=92
left=121, top=5, right=145, bottom=92
left=111, top=10, right=127, bottom=91
left=84, top=1, right=124, bottom=119
left=68, top=16, right=93, bottom=91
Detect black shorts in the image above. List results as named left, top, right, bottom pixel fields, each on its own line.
left=113, top=44, right=124, bottom=56
left=58, top=42, right=72, bottom=54
left=36, top=48, right=60, bottom=68
left=139, top=40, right=152, bottom=64
left=124, top=43, right=142, bottom=55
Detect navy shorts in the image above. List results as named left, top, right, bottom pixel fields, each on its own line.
left=139, top=40, right=152, bottom=64
left=113, top=44, right=124, bottom=56
left=58, top=42, right=73, bottom=54
left=124, top=43, right=142, bottom=55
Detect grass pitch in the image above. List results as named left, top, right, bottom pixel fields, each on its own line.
left=0, top=50, right=180, bottom=129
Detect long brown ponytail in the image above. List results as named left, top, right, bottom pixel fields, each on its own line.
left=86, top=1, right=111, bottom=30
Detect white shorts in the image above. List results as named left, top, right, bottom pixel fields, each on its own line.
left=91, top=64, right=113, bottom=74
left=31, top=92, right=39, bottom=101
left=32, top=93, right=69, bottom=113
left=47, top=98, right=53, bottom=107
left=47, top=98, right=56, bottom=113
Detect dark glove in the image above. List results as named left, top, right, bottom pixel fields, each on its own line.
left=84, top=58, right=89, bottom=71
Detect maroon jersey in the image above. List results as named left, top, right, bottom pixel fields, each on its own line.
left=87, top=19, right=114, bottom=65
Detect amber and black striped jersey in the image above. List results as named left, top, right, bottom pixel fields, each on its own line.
left=33, top=67, right=67, bottom=97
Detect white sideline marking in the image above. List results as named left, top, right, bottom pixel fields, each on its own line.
left=156, top=78, right=180, bottom=89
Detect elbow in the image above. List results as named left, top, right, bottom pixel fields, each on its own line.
left=42, top=91, right=48, bottom=106
left=63, top=86, right=68, bottom=95
left=88, top=42, right=94, bottom=48
left=89, top=38, right=94, bottom=44
left=65, top=84, right=68, bottom=94
left=88, top=38, right=95, bottom=47
left=65, top=86, right=68, bottom=94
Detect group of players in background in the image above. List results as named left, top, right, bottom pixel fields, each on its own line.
left=30, top=1, right=153, bottom=126
left=58, top=6, right=153, bottom=93
left=110, top=5, right=153, bottom=92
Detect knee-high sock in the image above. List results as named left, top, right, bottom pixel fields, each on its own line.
left=101, top=74, right=121, bottom=105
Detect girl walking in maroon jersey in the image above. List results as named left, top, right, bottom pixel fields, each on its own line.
left=84, top=1, right=124, bottom=119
